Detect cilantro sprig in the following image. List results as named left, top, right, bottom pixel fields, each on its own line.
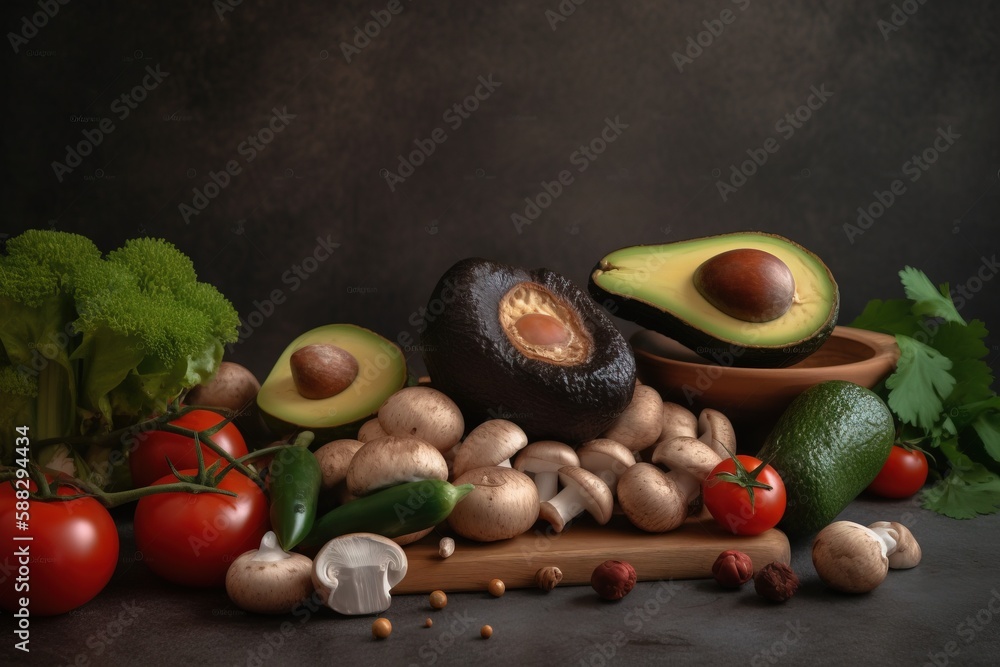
left=851, top=266, right=1000, bottom=518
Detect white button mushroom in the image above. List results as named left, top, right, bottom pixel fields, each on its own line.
left=697, top=409, right=737, bottom=460
left=225, top=531, right=314, bottom=614
left=345, top=435, right=448, bottom=497
left=312, top=532, right=408, bottom=615
left=313, top=439, right=364, bottom=505
left=447, top=466, right=539, bottom=542
left=812, top=520, right=920, bottom=594
left=377, top=386, right=465, bottom=453
left=538, top=466, right=614, bottom=533
left=512, top=440, right=580, bottom=501
left=452, top=419, right=529, bottom=479
left=616, top=463, right=700, bottom=533
left=651, top=436, right=723, bottom=481
left=601, top=385, right=664, bottom=451
left=639, top=401, right=699, bottom=462
left=357, top=418, right=389, bottom=443
left=576, top=439, right=636, bottom=496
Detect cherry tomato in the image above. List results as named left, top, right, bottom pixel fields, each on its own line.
left=0, top=479, right=119, bottom=616
left=129, top=409, right=248, bottom=488
left=703, top=455, right=787, bottom=536
left=867, top=446, right=928, bottom=499
left=133, top=469, right=268, bottom=587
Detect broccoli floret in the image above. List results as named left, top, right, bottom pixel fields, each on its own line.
left=0, top=230, right=241, bottom=463
left=0, top=230, right=102, bottom=441
left=0, top=365, right=39, bottom=466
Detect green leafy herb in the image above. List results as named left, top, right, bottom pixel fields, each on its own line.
left=852, top=266, right=1000, bottom=518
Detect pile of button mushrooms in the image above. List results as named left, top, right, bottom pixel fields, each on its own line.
left=225, top=382, right=750, bottom=615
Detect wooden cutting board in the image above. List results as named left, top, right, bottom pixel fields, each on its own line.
left=391, top=511, right=790, bottom=594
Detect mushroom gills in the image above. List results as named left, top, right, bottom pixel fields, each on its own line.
left=312, top=533, right=408, bottom=615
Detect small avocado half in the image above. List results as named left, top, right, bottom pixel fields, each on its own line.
left=589, top=232, right=839, bottom=367
left=256, top=324, right=406, bottom=441
left=420, top=258, right=636, bottom=443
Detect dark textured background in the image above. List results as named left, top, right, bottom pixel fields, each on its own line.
left=3, top=0, right=999, bottom=381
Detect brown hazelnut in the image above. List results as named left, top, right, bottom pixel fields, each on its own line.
left=290, top=344, right=359, bottom=399
left=535, top=566, right=563, bottom=592
left=712, top=550, right=753, bottom=589
left=371, top=617, right=392, bottom=639
left=591, top=560, right=637, bottom=600
left=428, top=590, right=448, bottom=609
left=754, top=561, right=799, bottom=603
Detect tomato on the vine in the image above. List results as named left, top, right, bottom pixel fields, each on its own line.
left=133, top=469, right=268, bottom=587
left=703, top=455, right=786, bottom=536
left=867, top=445, right=928, bottom=499
left=0, top=480, right=119, bottom=616
left=129, top=409, right=248, bottom=488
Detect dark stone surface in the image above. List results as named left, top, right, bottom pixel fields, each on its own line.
left=5, top=497, right=1000, bottom=666
left=2, top=1, right=999, bottom=380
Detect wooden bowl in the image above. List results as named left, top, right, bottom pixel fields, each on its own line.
left=631, top=326, right=899, bottom=450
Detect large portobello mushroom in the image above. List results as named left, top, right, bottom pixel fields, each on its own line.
left=420, top=258, right=636, bottom=443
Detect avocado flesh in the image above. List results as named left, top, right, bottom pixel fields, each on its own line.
left=756, top=381, right=895, bottom=537
left=591, top=233, right=838, bottom=366
left=257, top=324, right=406, bottom=438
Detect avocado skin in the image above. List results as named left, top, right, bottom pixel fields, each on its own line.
left=756, top=380, right=895, bottom=538
left=588, top=234, right=840, bottom=368
left=420, top=258, right=636, bottom=444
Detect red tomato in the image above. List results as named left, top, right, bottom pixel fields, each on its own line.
left=133, top=469, right=268, bottom=587
left=703, top=455, right=787, bottom=536
left=0, top=479, right=119, bottom=616
left=129, top=409, right=248, bottom=488
left=867, top=446, right=929, bottom=499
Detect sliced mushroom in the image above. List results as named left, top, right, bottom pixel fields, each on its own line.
left=538, top=466, right=614, bottom=533
left=616, top=463, right=700, bottom=533
left=378, top=386, right=464, bottom=453
left=312, top=532, right=408, bottom=615
left=452, top=420, right=529, bottom=479
left=447, top=466, right=539, bottom=542
left=601, top=385, right=664, bottom=451
left=346, top=435, right=448, bottom=496
left=576, top=439, right=636, bottom=496
left=512, top=440, right=580, bottom=501
left=698, top=409, right=737, bottom=459
left=226, top=531, right=314, bottom=614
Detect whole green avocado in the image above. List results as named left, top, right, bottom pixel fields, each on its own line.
left=757, top=380, right=895, bottom=537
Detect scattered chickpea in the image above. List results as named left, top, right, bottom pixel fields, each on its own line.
left=488, top=578, right=506, bottom=597
left=429, top=590, right=448, bottom=609
left=372, top=618, right=392, bottom=639
left=424, top=617, right=433, bottom=628
left=480, top=624, right=493, bottom=639
left=438, top=537, right=455, bottom=559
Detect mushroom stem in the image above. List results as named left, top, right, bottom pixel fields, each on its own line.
left=540, top=485, right=589, bottom=531
left=312, top=533, right=408, bottom=615
left=534, top=471, right=559, bottom=502
left=868, top=521, right=921, bottom=569
left=254, top=531, right=294, bottom=562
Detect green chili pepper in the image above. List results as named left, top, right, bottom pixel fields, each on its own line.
left=267, top=444, right=322, bottom=550
left=299, top=479, right=473, bottom=550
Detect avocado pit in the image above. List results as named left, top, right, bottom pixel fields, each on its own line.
left=499, top=282, right=592, bottom=365
left=693, top=248, right=795, bottom=323
left=290, top=343, right=359, bottom=399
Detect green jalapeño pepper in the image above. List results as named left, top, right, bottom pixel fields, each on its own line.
left=299, top=479, right=473, bottom=551
left=267, top=444, right=322, bottom=550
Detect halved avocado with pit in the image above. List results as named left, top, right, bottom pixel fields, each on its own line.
left=589, top=232, right=839, bottom=367
left=257, top=324, right=406, bottom=441
left=420, top=258, right=636, bottom=443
